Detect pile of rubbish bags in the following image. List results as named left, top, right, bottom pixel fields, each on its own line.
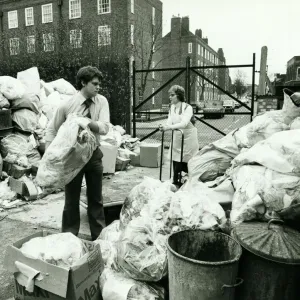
left=95, top=88, right=300, bottom=299
left=95, top=176, right=226, bottom=299
left=0, top=66, right=140, bottom=208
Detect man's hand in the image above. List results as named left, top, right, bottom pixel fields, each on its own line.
left=158, top=124, right=171, bottom=132
left=77, top=118, right=90, bottom=130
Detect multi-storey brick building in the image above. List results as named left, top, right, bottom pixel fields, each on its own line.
left=0, top=0, right=162, bottom=127
left=161, top=16, right=231, bottom=105
left=285, top=56, right=300, bottom=86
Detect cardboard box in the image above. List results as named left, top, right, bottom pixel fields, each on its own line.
left=4, top=231, right=104, bottom=300
left=129, top=153, right=140, bottom=166
left=9, top=177, right=41, bottom=200
left=140, top=143, right=163, bottom=168
left=115, top=157, right=131, bottom=171
left=99, top=143, right=118, bottom=174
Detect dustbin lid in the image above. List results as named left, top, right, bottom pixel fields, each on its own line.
left=233, top=219, right=300, bottom=264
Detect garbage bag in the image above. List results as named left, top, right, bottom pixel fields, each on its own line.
left=0, top=76, right=26, bottom=100
left=290, top=117, right=300, bottom=130
left=50, top=78, right=76, bottom=95
left=40, top=80, right=55, bottom=96
left=100, top=268, right=165, bottom=300
left=17, top=67, right=40, bottom=96
left=12, top=109, right=39, bottom=133
left=117, top=217, right=168, bottom=282
left=98, top=220, right=121, bottom=242
left=188, top=148, right=232, bottom=182
left=282, top=89, right=300, bottom=122
left=0, top=134, right=29, bottom=158
left=36, top=114, right=97, bottom=189
left=20, top=232, right=87, bottom=268
left=10, top=93, right=41, bottom=114
left=119, top=177, right=175, bottom=229
left=0, top=93, right=9, bottom=109
left=0, top=178, right=17, bottom=201
left=229, top=165, right=300, bottom=225
left=162, top=190, right=225, bottom=234
left=232, top=129, right=300, bottom=176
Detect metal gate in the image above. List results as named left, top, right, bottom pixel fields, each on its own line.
left=132, top=54, right=256, bottom=149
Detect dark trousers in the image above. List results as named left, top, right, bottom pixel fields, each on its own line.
left=62, top=148, right=106, bottom=241
left=173, top=160, right=188, bottom=186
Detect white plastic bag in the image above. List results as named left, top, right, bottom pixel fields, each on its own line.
left=12, top=109, right=39, bottom=132
left=36, top=114, right=97, bottom=189
left=188, top=148, right=232, bottom=182
left=50, top=78, right=76, bottom=95
left=0, top=179, right=17, bottom=201
left=290, top=117, right=300, bottom=130
left=232, top=129, right=300, bottom=175
left=20, top=233, right=86, bottom=268
left=10, top=93, right=41, bottom=114
left=100, top=269, right=165, bottom=300
left=17, top=67, right=40, bottom=96
left=117, top=217, right=168, bottom=282
left=0, top=76, right=26, bottom=100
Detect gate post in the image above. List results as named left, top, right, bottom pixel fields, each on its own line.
left=132, top=60, right=136, bottom=137
left=251, top=53, right=256, bottom=121
left=185, top=56, right=191, bottom=104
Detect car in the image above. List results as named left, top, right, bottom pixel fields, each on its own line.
left=223, top=99, right=235, bottom=113
left=203, top=100, right=225, bottom=119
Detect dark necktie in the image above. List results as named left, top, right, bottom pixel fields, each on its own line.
left=83, top=98, right=92, bottom=118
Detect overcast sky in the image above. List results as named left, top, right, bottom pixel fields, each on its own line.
left=161, top=0, right=299, bottom=83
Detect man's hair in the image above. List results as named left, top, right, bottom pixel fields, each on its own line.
left=76, top=66, right=103, bottom=90
left=169, top=85, right=185, bottom=102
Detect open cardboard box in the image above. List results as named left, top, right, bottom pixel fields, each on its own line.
left=4, top=230, right=104, bottom=300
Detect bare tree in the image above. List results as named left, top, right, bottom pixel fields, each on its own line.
left=233, top=70, right=247, bottom=99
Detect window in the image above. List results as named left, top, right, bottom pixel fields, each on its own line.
left=152, top=88, right=155, bottom=105
left=8, top=11, right=18, bottom=29
left=9, top=38, right=19, bottom=55
left=152, top=35, right=155, bottom=52
left=42, top=4, right=53, bottom=23
left=27, top=35, right=35, bottom=53
left=130, top=24, right=134, bottom=45
left=69, top=0, right=81, bottom=19
left=98, top=0, right=111, bottom=14
left=297, top=67, right=300, bottom=80
left=152, top=7, right=155, bottom=25
left=131, top=0, right=134, bottom=14
left=25, top=7, right=34, bottom=26
left=70, top=29, right=82, bottom=48
left=198, top=44, right=200, bottom=55
left=188, top=43, right=192, bottom=54
left=197, top=60, right=200, bottom=66
left=130, top=56, right=134, bottom=76
left=43, top=33, right=54, bottom=52
left=201, top=47, right=204, bottom=57
left=152, top=61, right=155, bottom=79
left=98, top=25, right=111, bottom=46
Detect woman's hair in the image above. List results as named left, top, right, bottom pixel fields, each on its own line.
left=76, top=66, right=103, bottom=90
left=169, top=85, right=185, bottom=102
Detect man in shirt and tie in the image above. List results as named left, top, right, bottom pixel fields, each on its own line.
left=45, top=66, right=110, bottom=240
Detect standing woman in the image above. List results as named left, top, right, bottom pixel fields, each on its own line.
left=159, top=85, right=199, bottom=186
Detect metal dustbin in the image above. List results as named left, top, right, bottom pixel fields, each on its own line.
left=167, top=230, right=243, bottom=300
left=233, top=219, right=300, bottom=300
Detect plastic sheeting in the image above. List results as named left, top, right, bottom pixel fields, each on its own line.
left=36, top=114, right=97, bottom=189
left=0, top=76, right=26, bottom=100
left=20, top=233, right=87, bottom=268
left=0, top=179, right=17, bottom=201
left=17, top=67, right=40, bottom=96
left=119, top=177, right=175, bottom=229
left=12, top=109, right=39, bottom=133
left=229, top=165, right=300, bottom=225
left=117, top=217, right=168, bottom=282
left=50, top=78, right=76, bottom=95
left=10, top=93, right=41, bottom=115
left=232, top=129, right=300, bottom=176
left=100, top=269, right=165, bottom=300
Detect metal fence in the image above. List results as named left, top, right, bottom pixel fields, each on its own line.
left=132, top=54, right=256, bottom=149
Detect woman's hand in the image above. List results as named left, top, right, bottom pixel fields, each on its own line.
left=159, top=124, right=171, bottom=131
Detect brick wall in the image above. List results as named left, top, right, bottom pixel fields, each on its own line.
left=257, top=97, right=278, bottom=114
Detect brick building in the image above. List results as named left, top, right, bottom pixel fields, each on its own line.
left=0, top=0, right=162, bottom=127
left=285, top=56, right=300, bottom=86
left=161, top=16, right=231, bottom=105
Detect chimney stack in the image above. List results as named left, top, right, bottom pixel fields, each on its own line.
left=195, top=29, right=202, bottom=38
left=181, top=16, right=189, bottom=35
left=171, top=16, right=181, bottom=38
left=203, top=37, right=208, bottom=44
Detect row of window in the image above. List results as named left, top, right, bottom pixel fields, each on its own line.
left=7, top=0, right=156, bottom=29
left=8, top=25, right=112, bottom=55
left=188, top=42, right=218, bottom=64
